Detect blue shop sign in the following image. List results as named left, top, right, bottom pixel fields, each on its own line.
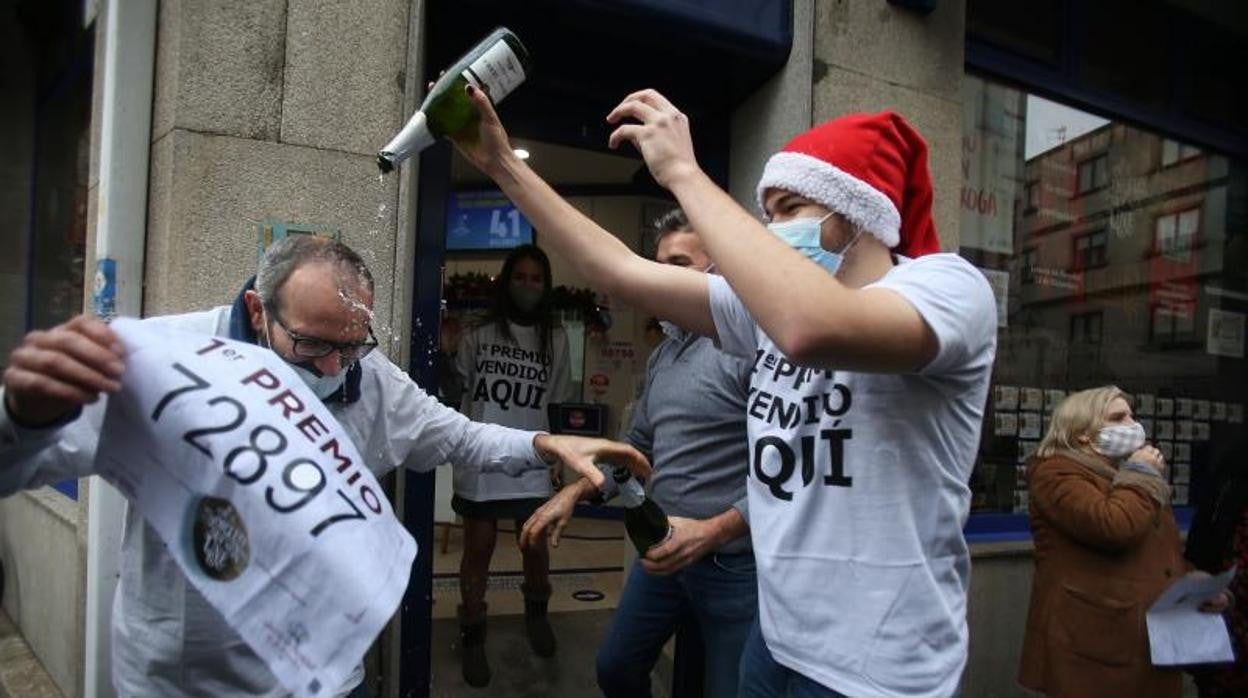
left=446, top=191, right=534, bottom=252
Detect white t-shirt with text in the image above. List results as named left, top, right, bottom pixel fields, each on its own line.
left=708, top=253, right=996, bottom=697
left=453, top=321, right=571, bottom=501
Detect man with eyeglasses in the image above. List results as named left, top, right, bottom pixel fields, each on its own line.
left=0, top=235, right=646, bottom=697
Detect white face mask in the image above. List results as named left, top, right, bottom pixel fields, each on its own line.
left=1093, top=423, right=1147, bottom=459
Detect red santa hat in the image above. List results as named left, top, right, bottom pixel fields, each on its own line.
left=756, top=111, right=940, bottom=258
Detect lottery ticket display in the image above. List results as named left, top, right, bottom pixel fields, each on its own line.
left=95, top=319, right=417, bottom=696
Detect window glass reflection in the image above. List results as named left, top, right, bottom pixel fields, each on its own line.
left=960, top=74, right=1247, bottom=515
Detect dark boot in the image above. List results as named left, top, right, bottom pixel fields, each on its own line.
left=458, top=604, right=490, bottom=687
left=522, top=583, right=556, bottom=658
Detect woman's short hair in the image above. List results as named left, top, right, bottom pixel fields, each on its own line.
left=1035, top=385, right=1128, bottom=458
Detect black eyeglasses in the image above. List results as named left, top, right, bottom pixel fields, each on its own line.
left=269, top=311, right=378, bottom=362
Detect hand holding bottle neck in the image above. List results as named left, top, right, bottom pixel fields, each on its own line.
left=456, top=83, right=526, bottom=182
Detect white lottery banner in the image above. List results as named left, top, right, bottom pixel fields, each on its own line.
left=94, top=318, right=417, bottom=696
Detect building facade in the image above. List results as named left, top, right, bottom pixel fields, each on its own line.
left=1, top=0, right=1244, bottom=696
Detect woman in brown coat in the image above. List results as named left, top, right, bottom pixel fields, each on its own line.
left=1018, top=386, right=1228, bottom=697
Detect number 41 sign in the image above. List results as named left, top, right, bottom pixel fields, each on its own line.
left=95, top=318, right=416, bottom=697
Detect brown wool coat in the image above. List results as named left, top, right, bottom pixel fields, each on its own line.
left=1018, top=453, right=1187, bottom=698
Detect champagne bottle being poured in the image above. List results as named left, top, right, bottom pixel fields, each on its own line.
left=377, top=27, right=531, bottom=173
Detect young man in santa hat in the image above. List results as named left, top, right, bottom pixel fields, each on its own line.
left=452, top=85, right=996, bottom=698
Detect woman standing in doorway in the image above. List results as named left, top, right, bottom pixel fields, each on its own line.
left=452, top=244, right=572, bottom=688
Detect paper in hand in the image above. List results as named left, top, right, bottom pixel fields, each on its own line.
left=94, top=318, right=417, bottom=696
left=1146, top=567, right=1236, bottom=666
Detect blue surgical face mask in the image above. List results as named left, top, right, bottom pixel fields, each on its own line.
left=767, top=212, right=861, bottom=276
left=260, top=316, right=347, bottom=400
left=287, top=362, right=347, bottom=400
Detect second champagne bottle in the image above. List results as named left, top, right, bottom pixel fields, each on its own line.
left=612, top=467, right=673, bottom=556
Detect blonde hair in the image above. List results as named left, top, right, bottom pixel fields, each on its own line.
left=1035, top=385, right=1128, bottom=459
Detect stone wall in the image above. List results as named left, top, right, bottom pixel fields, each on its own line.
left=730, top=0, right=965, bottom=249
left=0, top=492, right=84, bottom=695
left=811, top=0, right=965, bottom=249
left=145, top=0, right=415, bottom=356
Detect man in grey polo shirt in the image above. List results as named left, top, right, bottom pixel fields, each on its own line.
left=520, top=209, right=755, bottom=698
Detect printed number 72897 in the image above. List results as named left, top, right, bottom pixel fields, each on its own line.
left=151, top=361, right=377, bottom=537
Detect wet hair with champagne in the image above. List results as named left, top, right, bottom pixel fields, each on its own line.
left=255, top=235, right=375, bottom=315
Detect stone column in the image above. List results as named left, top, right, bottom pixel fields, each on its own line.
left=145, top=0, right=415, bottom=354
left=812, top=0, right=966, bottom=249
left=729, top=0, right=815, bottom=211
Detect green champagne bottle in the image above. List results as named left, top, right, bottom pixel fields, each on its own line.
left=612, top=467, right=672, bottom=555
left=377, top=27, right=531, bottom=173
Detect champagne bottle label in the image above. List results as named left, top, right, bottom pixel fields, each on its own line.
left=464, top=40, right=525, bottom=102
left=376, top=28, right=529, bottom=173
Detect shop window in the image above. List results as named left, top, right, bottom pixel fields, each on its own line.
left=1153, top=208, right=1200, bottom=263
left=1076, top=153, right=1110, bottom=195
left=1072, top=229, right=1108, bottom=270
left=4, top=14, right=95, bottom=500
left=1161, top=139, right=1202, bottom=168
left=1024, top=180, right=1040, bottom=213
left=960, top=73, right=1245, bottom=534
left=1150, top=304, right=1197, bottom=343
left=1019, top=246, right=1038, bottom=284
left=1069, top=311, right=1103, bottom=345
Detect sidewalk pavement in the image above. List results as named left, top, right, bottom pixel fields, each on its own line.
left=0, top=608, right=61, bottom=698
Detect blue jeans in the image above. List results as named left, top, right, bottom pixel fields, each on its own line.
left=738, top=617, right=848, bottom=698
left=596, top=552, right=758, bottom=698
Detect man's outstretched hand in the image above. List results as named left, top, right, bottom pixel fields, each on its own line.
left=519, top=479, right=595, bottom=551
left=532, top=434, right=650, bottom=490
